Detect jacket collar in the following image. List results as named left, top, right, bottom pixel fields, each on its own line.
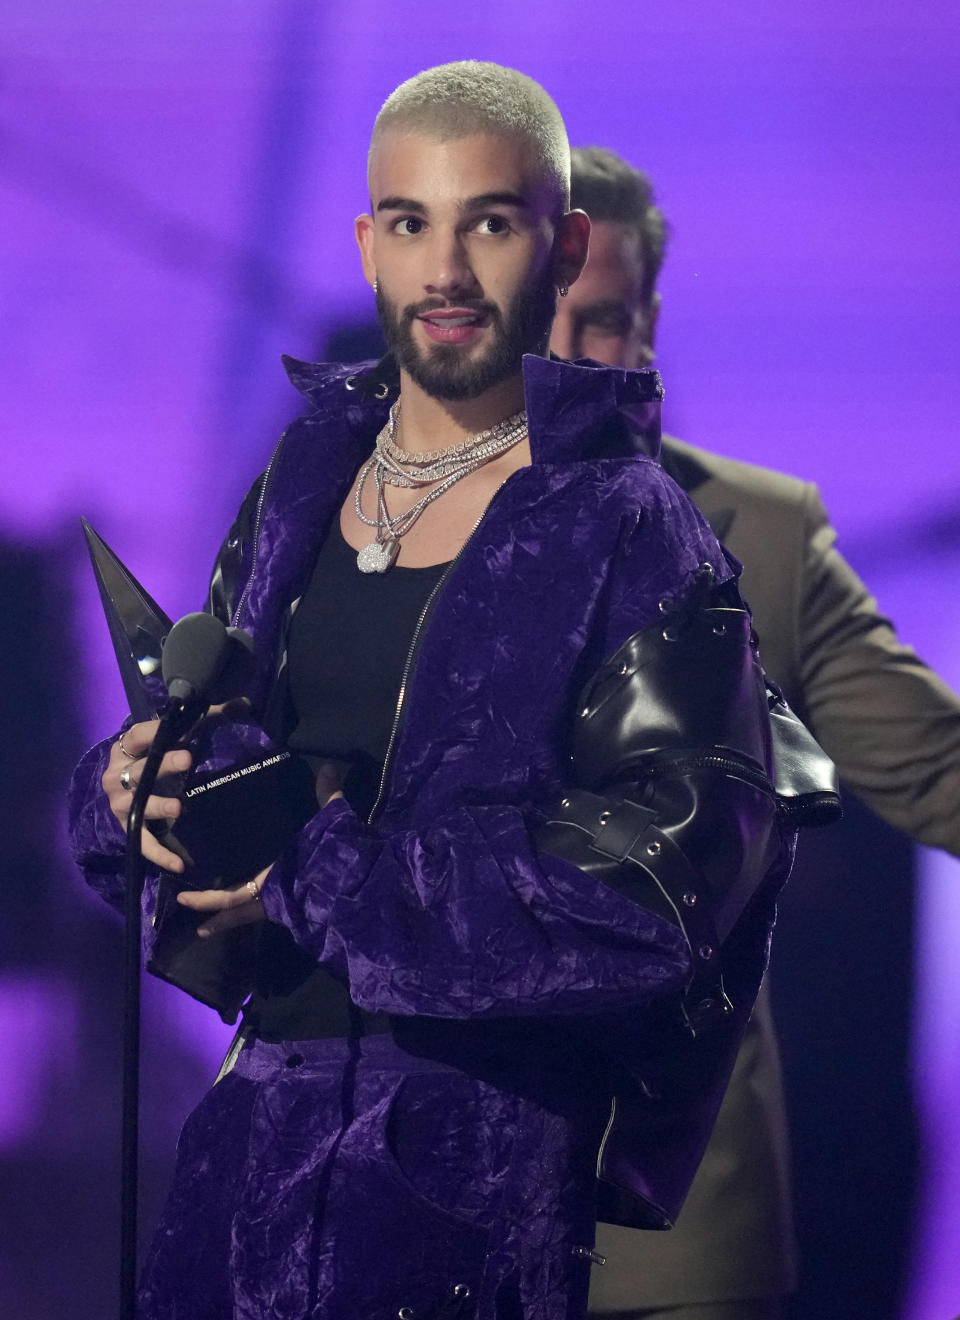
left=281, top=351, right=662, bottom=464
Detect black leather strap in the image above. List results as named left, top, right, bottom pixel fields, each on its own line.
left=543, top=789, right=733, bottom=1034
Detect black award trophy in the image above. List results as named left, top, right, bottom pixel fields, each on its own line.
left=83, top=518, right=318, bottom=1020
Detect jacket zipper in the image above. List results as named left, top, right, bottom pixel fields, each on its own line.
left=635, top=750, right=774, bottom=797
left=366, top=500, right=500, bottom=826
left=232, top=427, right=289, bottom=628
left=596, top=1095, right=617, bottom=1178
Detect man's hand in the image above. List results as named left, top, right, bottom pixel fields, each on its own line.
left=102, top=720, right=191, bottom=872
left=176, top=864, right=272, bottom=937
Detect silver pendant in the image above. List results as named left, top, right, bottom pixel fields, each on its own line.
left=357, top=538, right=399, bottom=574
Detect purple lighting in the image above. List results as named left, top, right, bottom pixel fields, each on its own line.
left=908, top=850, right=960, bottom=1318
left=0, top=975, right=78, bottom=1149
left=2, top=4, right=958, bottom=1318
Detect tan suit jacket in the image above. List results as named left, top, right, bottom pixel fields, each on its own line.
left=589, top=435, right=960, bottom=1310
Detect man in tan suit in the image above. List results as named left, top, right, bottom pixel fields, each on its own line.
left=550, top=147, right=960, bottom=1320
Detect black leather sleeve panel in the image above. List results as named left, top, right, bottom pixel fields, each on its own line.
left=534, top=567, right=826, bottom=1033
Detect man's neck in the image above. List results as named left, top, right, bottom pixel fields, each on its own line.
left=395, top=367, right=528, bottom=454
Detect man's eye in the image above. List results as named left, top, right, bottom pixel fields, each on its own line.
left=394, top=217, right=423, bottom=235
left=476, top=216, right=509, bottom=235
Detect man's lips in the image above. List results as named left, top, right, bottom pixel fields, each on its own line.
left=417, top=308, right=488, bottom=344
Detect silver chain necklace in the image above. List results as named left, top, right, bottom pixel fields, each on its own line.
left=353, top=402, right=527, bottom=573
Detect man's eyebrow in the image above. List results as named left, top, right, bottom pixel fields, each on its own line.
left=376, top=191, right=530, bottom=215
left=577, top=299, right=630, bottom=319
left=376, top=196, right=426, bottom=214
left=465, top=191, right=529, bottom=211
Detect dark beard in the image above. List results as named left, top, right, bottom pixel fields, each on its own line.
left=375, top=264, right=557, bottom=402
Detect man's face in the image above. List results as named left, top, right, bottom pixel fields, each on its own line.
left=357, top=131, right=573, bottom=401
left=548, top=220, right=657, bottom=369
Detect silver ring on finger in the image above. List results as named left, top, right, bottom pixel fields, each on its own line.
left=119, top=764, right=138, bottom=793
left=245, top=880, right=262, bottom=903
left=118, top=730, right=138, bottom=759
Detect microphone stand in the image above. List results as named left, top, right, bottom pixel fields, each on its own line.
left=119, top=698, right=196, bottom=1320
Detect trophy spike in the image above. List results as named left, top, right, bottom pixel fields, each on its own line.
left=82, top=518, right=172, bottom=722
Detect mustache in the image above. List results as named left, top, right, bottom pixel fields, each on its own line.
left=402, top=296, right=500, bottom=323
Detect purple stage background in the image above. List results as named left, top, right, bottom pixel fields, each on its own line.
left=1, top=3, right=958, bottom=1316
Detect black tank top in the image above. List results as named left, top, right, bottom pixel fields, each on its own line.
left=286, top=522, right=450, bottom=819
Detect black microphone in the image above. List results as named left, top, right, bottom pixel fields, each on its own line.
left=161, top=612, right=229, bottom=703
left=161, top=612, right=255, bottom=708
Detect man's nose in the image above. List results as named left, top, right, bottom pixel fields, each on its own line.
left=424, top=232, right=478, bottom=299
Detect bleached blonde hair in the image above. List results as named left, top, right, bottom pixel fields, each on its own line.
left=369, top=61, right=570, bottom=211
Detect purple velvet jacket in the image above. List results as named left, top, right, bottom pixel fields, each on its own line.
left=69, top=352, right=779, bottom=1231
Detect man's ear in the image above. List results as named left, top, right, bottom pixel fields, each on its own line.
left=555, top=209, right=591, bottom=289
left=355, top=213, right=377, bottom=288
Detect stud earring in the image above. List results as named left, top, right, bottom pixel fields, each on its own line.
left=373, top=279, right=379, bottom=295
left=557, top=281, right=569, bottom=297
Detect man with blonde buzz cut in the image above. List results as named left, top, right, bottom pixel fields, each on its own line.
left=69, top=67, right=803, bottom=1319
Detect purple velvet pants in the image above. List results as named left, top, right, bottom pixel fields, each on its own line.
left=137, top=1032, right=608, bottom=1319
